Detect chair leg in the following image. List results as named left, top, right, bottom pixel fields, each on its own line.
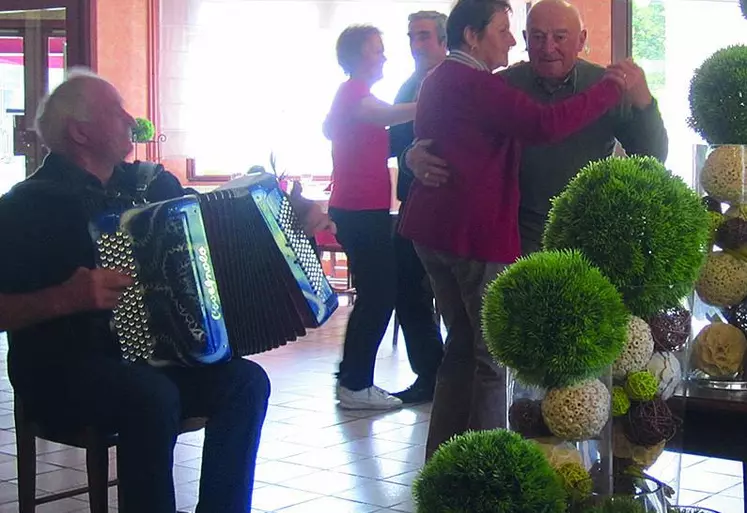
left=117, top=446, right=125, bottom=513
left=86, top=433, right=110, bottom=513
left=15, top=420, right=37, bottom=513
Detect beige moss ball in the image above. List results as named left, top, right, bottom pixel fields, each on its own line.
left=613, top=316, right=655, bottom=379
left=692, top=322, right=747, bottom=377
left=695, top=251, right=747, bottom=307
left=701, top=146, right=747, bottom=205
left=612, top=426, right=666, bottom=469
left=531, top=437, right=585, bottom=469
left=542, top=379, right=610, bottom=441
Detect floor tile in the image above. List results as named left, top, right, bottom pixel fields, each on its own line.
left=250, top=484, right=320, bottom=511
left=0, top=309, right=744, bottom=513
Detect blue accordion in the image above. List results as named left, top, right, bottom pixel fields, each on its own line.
left=90, top=173, right=338, bottom=366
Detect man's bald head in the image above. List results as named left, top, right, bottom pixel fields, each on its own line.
left=524, top=0, right=587, bottom=80
left=36, top=68, right=135, bottom=167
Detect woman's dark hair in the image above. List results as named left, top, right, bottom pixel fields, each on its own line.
left=446, top=0, right=512, bottom=51
left=336, top=25, right=382, bottom=75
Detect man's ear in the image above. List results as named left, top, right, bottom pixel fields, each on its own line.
left=68, top=120, right=87, bottom=145
left=578, top=29, right=588, bottom=54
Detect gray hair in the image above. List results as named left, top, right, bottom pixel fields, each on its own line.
left=408, top=10, right=448, bottom=44
left=34, top=67, right=106, bottom=153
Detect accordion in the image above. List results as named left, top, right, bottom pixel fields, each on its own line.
left=90, top=172, right=338, bottom=366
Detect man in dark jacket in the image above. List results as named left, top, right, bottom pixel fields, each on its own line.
left=389, top=10, right=448, bottom=403
left=0, top=69, right=332, bottom=513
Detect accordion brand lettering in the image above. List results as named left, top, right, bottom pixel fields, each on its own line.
left=197, top=246, right=222, bottom=321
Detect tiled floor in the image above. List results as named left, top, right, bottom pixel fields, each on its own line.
left=0, top=306, right=744, bottom=512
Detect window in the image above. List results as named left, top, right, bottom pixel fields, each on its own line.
left=159, top=0, right=529, bottom=181
left=632, top=0, right=747, bottom=186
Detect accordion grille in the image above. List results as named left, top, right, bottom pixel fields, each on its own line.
left=95, top=231, right=154, bottom=362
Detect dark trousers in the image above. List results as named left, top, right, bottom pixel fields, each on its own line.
left=415, top=245, right=508, bottom=460
left=329, top=208, right=396, bottom=391
left=19, top=356, right=270, bottom=513
left=393, top=225, right=443, bottom=383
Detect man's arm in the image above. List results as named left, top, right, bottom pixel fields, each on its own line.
left=613, top=98, right=669, bottom=162
left=0, top=268, right=132, bottom=331
left=611, top=63, right=668, bottom=162
left=389, top=76, right=419, bottom=159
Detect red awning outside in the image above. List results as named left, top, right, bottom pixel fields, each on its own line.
left=0, top=36, right=65, bottom=68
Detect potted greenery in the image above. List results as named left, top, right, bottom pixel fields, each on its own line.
left=413, top=429, right=567, bottom=513
left=688, top=41, right=747, bottom=390
left=543, top=156, right=711, bottom=318
left=483, top=155, right=711, bottom=509
left=132, top=117, right=156, bottom=143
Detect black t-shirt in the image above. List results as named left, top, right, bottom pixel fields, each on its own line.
left=0, top=153, right=184, bottom=388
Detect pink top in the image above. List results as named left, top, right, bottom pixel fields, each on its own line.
left=326, top=78, right=391, bottom=211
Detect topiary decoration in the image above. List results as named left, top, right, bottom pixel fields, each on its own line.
left=699, top=145, right=747, bottom=205
left=132, top=117, right=155, bottom=143
left=702, top=195, right=723, bottom=213
left=724, top=295, right=747, bottom=334
left=716, top=216, right=747, bottom=250
left=691, top=321, right=747, bottom=377
left=543, top=156, right=711, bottom=318
left=645, top=351, right=682, bottom=400
left=623, top=398, right=679, bottom=447
left=612, top=386, right=631, bottom=417
left=542, top=379, right=611, bottom=441
left=509, top=398, right=552, bottom=438
left=695, top=250, right=747, bottom=307
left=482, top=249, right=628, bottom=388
left=413, top=429, right=567, bottom=513
left=613, top=316, right=654, bottom=379
left=646, top=305, right=691, bottom=351
left=624, top=370, right=659, bottom=402
left=532, top=438, right=585, bottom=469
left=688, top=45, right=747, bottom=145
left=556, top=462, right=593, bottom=502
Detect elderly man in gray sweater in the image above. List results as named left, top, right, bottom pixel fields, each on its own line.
left=405, top=0, right=668, bottom=256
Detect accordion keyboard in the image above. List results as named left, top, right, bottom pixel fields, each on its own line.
left=95, top=231, right=155, bottom=362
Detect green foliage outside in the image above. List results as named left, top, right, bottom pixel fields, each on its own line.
left=632, top=1, right=666, bottom=96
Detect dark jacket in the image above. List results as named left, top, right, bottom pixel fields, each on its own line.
left=0, top=153, right=184, bottom=387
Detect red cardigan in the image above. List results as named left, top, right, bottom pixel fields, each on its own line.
left=398, top=59, right=621, bottom=263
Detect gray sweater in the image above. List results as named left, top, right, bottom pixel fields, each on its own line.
left=499, top=59, right=668, bottom=254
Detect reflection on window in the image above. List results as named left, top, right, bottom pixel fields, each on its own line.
left=632, top=0, right=747, bottom=187
left=168, top=0, right=528, bottom=180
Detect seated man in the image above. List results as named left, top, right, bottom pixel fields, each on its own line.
left=0, top=69, right=333, bottom=513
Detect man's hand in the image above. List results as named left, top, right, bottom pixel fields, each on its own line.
left=61, top=267, right=134, bottom=312
left=289, top=182, right=336, bottom=236
left=405, top=139, right=450, bottom=187
left=625, top=62, right=653, bottom=109
left=606, top=59, right=652, bottom=109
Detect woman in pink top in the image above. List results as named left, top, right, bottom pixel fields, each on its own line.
left=324, top=25, right=416, bottom=410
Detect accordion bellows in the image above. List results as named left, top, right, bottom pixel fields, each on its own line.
left=91, top=173, right=338, bottom=366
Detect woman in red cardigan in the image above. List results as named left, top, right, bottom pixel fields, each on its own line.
left=397, top=0, right=639, bottom=459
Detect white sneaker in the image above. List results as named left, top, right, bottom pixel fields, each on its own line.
left=337, top=385, right=403, bottom=410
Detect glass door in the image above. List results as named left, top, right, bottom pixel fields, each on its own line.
left=0, top=7, right=67, bottom=195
